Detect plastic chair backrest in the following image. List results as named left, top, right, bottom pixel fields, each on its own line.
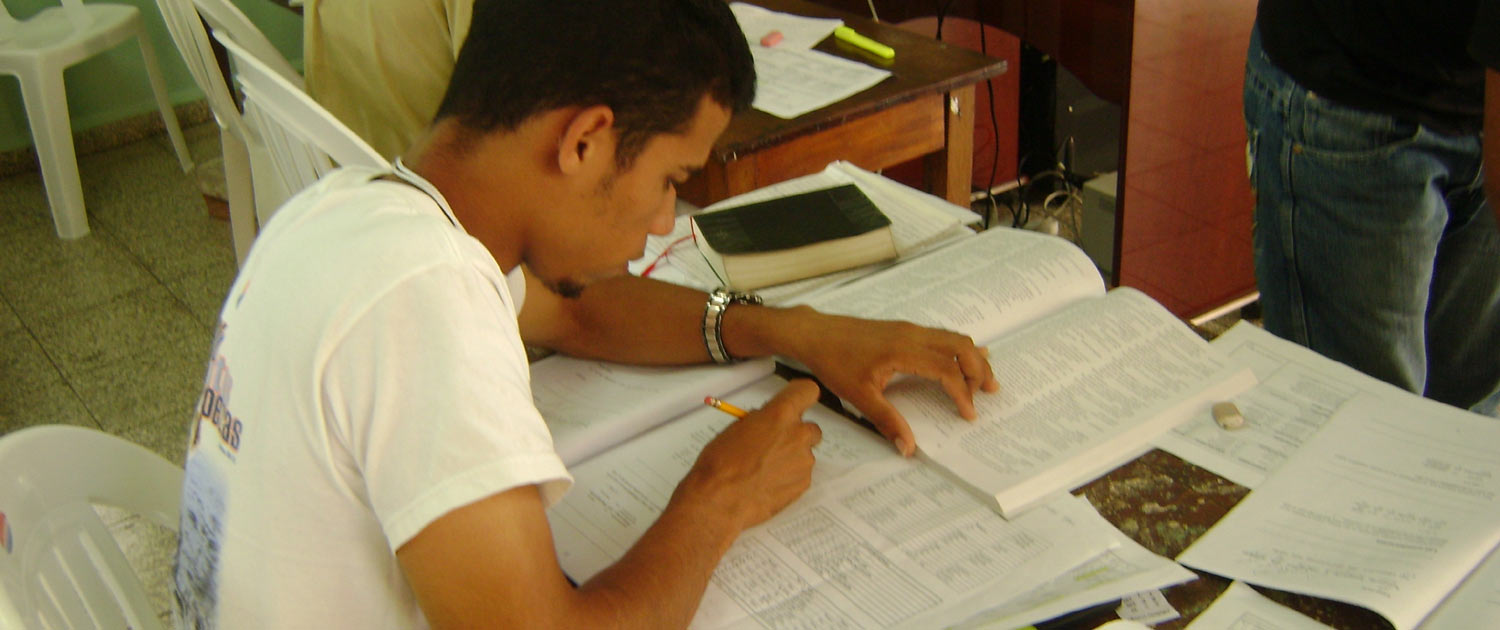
left=153, top=0, right=243, bottom=139
left=0, top=0, right=94, bottom=45
left=213, top=30, right=387, bottom=195
left=0, top=425, right=183, bottom=630
left=0, top=1, right=17, bottom=37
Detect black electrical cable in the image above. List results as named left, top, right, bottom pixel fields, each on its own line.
left=935, top=0, right=958, bottom=41
left=978, top=19, right=1002, bottom=231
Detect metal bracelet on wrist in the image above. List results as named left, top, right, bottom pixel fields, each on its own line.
left=702, top=288, right=762, bottom=364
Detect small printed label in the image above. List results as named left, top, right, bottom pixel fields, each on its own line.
left=1116, top=589, right=1180, bottom=625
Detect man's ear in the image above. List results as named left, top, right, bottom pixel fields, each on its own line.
left=556, top=105, right=616, bottom=175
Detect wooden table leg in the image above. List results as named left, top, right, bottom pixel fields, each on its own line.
left=926, top=85, right=976, bottom=208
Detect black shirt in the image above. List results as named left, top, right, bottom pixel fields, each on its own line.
left=1258, top=0, right=1492, bottom=135
left=1473, top=0, right=1500, bottom=70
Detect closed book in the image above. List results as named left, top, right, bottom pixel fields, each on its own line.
left=689, top=184, right=897, bottom=290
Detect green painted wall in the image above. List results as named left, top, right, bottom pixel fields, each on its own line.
left=0, top=0, right=303, bottom=154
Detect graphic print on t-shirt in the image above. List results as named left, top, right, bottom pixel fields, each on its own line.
left=174, top=322, right=243, bottom=627
left=174, top=455, right=226, bottom=628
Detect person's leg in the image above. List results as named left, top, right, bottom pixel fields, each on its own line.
left=1245, top=27, right=1306, bottom=346
left=1424, top=145, right=1500, bottom=416
left=1245, top=27, right=1442, bottom=395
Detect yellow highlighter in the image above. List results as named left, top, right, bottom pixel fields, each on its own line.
left=833, top=25, right=895, bottom=60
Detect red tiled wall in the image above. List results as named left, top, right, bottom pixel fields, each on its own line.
left=1119, top=0, right=1258, bottom=317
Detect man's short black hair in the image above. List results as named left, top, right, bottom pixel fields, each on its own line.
left=435, top=0, right=756, bottom=167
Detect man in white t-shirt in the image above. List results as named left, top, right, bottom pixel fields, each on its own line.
left=173, top=1, right=999, bottom=628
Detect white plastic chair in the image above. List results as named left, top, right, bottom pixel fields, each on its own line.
left=0, top=425, right=183, bottom=630
left=213, top=30, right=387, bottom=201
left=0, top=0, right=193, bottom=239
left=152, top=0, right=304, bottom=265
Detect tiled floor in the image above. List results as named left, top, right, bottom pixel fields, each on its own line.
left=1120, top=0, right=1259, bottom=318
left=1, top=122, right=231, bottom=624
left=1, top=121, right=231, bottom=461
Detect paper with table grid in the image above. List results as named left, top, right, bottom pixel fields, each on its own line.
left=728, top=2, right=892, bottom=118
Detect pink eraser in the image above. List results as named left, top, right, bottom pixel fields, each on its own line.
left=760, top=30, right=783, bottom=47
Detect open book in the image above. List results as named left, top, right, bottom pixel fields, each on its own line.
left=789, top=227, right=1257, bottom=518
left=533, top=224, right=1244, bottom=628
left=532, top=355, right=1196, bottom=629
left=545, top=374, right=1191, bottom=630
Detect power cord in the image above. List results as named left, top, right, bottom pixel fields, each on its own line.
left=1024, top=167, right=1084, bottom=246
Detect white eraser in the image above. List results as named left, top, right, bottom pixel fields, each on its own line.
left=1212, top=401, right=1246, bottom=430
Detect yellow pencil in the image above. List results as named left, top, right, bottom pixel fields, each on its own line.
left=703, top=396, right=749, bottom=418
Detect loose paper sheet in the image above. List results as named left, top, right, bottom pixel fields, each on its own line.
left=1420, top=546, right=1500, bottom=629
left=954, top=498, right=1197, bottom=629
left=749, top=46, right=892, bottom=119
left=729, top=2, right=842, bottom=50
left=1177, top=396, right=1500, bottom=630
left=1155, top=322, right=1424, bottom=488
left=1183, top=582, right=1332, bottom=630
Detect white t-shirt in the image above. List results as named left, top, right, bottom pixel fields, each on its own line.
left=173, top=166, right=572, bottom=629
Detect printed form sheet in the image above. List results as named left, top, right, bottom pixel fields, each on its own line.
left=1177, top=395, right=1500, bottom=630
left=1183, top=581, right=1332, bottom=630
left=954, top=499, right=1196, bottom=629
left=547, top=377, right=1119, bottom=630
left=1155, top=322, right=1423, bottom=488
left=727, top=2, right=890, bottom=118
left=1420, top=546, right=1500, bottom=630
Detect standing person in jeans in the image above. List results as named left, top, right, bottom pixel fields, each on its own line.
left=1244, top=0, right=1500, bottom=416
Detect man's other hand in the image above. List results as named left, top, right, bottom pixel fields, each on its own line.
left=781, top=310, right=999, bottom=457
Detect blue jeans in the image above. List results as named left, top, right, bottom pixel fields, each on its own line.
left=1244, top=27, right=1500, bottom=417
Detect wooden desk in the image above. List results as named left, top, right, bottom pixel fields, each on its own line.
left=679, top=0, right=1007, bottom=208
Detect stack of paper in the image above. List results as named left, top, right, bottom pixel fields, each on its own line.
left=727, top=3, right=891, bottom=118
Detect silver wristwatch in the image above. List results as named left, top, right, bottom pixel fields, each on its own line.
left=702, top=288, right=762, bottom=364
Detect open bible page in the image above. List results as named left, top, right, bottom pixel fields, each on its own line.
left=795, top=227, right=1107, bottom=347
left=887, top=288, right=1255, bottom=518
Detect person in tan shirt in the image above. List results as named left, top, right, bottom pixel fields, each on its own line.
left=302, top=0, right=473, bottom=159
